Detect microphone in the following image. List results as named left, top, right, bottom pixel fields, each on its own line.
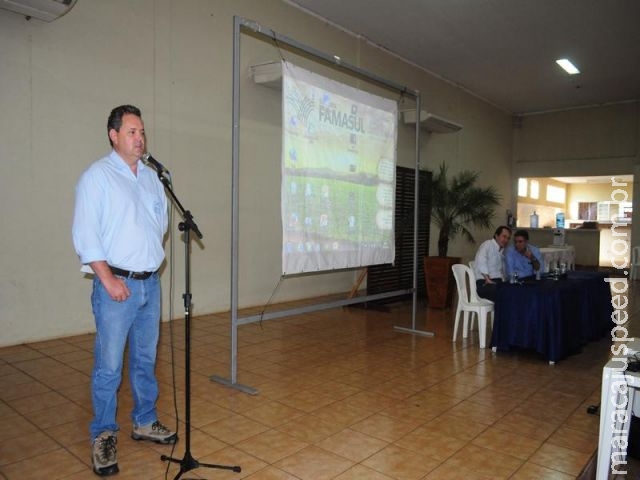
left=142, top=152, right=170, bottom=176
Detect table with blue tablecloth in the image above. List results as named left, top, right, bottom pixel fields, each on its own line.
left=491, top=271, right=613, bottom=362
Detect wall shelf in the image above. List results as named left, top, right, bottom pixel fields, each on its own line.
left=250, top=61, right=282, bottom=89
left=401, top=110, right=463, bottom=133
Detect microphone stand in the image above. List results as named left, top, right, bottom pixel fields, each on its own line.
left=153, top=169, right=241, bottom=479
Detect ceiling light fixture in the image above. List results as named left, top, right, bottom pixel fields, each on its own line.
left=556, top=58, right=580, bottom=75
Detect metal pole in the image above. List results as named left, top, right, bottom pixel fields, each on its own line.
left=211, top=16, right=257, bottom=395
left=230, top=15, right=240, bottom=385
left=237, top=17, right=415, bottom=98
left=394, top=94, right=434, bottom=337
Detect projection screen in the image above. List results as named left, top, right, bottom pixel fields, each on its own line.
left=281, top=61, right=398, bottom=274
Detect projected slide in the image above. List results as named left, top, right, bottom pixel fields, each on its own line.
left=282, top=61, right=397, bottom=274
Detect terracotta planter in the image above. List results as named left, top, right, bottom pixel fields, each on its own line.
left=423, top=256, right=461, bottom=309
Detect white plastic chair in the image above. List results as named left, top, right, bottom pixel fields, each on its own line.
left=631, top=246, right=640, bottom=280
left=451, top=264, right=495, bottom=348
left=468, top=260, right=477, bottom=310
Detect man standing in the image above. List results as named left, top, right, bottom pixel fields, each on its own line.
left=473, top=225, right=511, bottom=301
left=505, top=229, right=544, bottom=279
left=73, top=105, right=176, bottom=476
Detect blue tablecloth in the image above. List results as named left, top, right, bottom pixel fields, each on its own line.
left=491, top=271, right=613, bottom=362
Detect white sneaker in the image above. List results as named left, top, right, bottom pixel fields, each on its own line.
left=92, top=431, right=118, bottom=476
left=131, top=420, right=177, bottom=444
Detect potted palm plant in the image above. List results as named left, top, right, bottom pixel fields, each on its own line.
left=425, top=163, right=501, bottom=308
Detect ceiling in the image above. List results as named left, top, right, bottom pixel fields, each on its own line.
left=285, top=0, right=640, bottom=115
left=553, top=175, right=634, bottom=185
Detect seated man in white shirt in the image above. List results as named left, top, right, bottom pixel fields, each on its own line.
left=473, top=225, right=511, bottom=301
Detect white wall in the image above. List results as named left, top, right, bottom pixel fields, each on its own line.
left=513, top=102, right=638, bottom=178
left=0, top=0, right=513, bottom=346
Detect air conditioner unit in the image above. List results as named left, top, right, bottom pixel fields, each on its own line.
left=0, top=0, right=77, bottom=22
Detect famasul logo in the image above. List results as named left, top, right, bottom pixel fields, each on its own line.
left=286, top=89, right=315, bottom=129
left=318, top=97, right=365, bottom=133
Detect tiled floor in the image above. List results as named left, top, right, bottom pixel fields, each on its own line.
left=0, top=280, right=634, bottom=479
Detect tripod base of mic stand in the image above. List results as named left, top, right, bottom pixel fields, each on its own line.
left=161, top=451, right=241, bottom=479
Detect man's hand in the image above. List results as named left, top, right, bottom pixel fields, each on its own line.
left=102, top=276, right=131, bottom=302
left=90, top=261, right=131, bottom=302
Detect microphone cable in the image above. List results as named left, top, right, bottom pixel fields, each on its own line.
left=163, top=203, right=180, bottom=479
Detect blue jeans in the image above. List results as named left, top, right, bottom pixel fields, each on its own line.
left=90, top=273, right=161, bottom=441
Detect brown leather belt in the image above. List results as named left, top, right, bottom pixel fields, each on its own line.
left=109, top=266, right=156, bottom=280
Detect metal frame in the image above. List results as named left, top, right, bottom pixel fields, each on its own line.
left=211, top=16, right=433, bottom=396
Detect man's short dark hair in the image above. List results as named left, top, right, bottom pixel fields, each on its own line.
left=107, top=105, right=142, bottom=146
left=513, top=229, right=529, bottom=240
left=494, top=225, right=511, bottom=237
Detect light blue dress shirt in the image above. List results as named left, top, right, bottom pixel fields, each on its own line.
left=505, top=243, right=544, bottom=278
left=73, top=150, right=168, bottom=272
